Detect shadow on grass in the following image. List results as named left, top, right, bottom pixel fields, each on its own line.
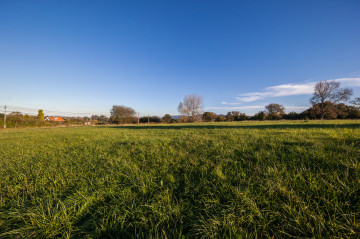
left=106, top=123, right=360, bottom=130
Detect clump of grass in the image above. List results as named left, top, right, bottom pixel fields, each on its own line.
left=0, top=120, right=359, bottom=238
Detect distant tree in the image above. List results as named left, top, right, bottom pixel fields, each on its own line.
left=82, top=116, right=90, bottom=122
left=346, top=105, right=360, bottom=119
left=264, top=104, right=285, bottom=120
left=110, top=105, right=136, bottom=124
left=178, top=94, right=203, bottom=122
left=336, top=103, right=348, bottom=119
left=202, top=112, right=217, bottom=122
left=140, top=116, right=161, bottom=123
left=10, top=112, right=23, bottom=117
left=350, top=97, right=360, bottom=108
left=238, top=113, right=247, bottom=121
left=139, top=117, right=148, bottom=124
left=38, top=109, right=44, bottom=121
left=99, top=115, right=108, bottom=122
left=283, top=111, right=299, bottom=120
left=215, top=115, right=226, bottom=122
left=254, top=111, right=266, bottom=121
left=265, top=103, right=285, bottom=115
left=179, top=116, right=189, bottom=123
left=298, top=109, right=311, bottom=120
left=91, top=115, right=100, bottom=121
left=311, top=80, right=353, bottom=119
left=226, top=112, right=234, bottom=121
left=231, top=111, right=240, bottom=121
left=150, top=116, right=161, bottom=123
left=162, top=114, right=172, bottom=123
left=309, top=102, right=348, bottom=119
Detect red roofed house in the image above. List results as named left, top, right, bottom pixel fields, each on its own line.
left=45, top=117, right=65, bottom=122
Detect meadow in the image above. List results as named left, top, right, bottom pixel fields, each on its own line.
left=0, top=120, right=359, bottom=238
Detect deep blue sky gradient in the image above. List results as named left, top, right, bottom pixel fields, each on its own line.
left=1, top=0, right=360, bottom=116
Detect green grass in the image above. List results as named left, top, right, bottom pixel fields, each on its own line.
left=0, top=120, right=359, bottom=238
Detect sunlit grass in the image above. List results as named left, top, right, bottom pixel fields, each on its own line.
left=0, top=120, right=359, bottom=238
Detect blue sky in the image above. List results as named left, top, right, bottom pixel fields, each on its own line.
left=1, top=0, right=360, bottom=116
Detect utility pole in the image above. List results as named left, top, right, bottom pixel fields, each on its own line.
left=3, top=105, right=6, bottom=129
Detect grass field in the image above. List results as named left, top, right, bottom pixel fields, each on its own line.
left=0, top=120, right=359, bottom=238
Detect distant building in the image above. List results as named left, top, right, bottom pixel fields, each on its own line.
left=45, top=117, right=65, bottom=122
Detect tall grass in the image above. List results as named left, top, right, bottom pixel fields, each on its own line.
left=0, top=120, right=359, bottom=238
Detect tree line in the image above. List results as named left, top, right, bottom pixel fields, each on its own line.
left=203, top=81, right=359, bottom=121
left=0, top=110, right=95, bottom=128
left=1, top=80, right=360, bottom=128
left=106, top=80, right=359, bottom=124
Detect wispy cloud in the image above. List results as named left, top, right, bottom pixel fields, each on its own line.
left=213, top=77, right=360, bottom=114
left=231, top=78, right=360, bottom=103
left=206, top=105, right=308, bottom=111
left=337, top=78, right=360, bottom=87
left=221, top=101, right=242, bottom=105
left=236, top=82, right=316, bottom=102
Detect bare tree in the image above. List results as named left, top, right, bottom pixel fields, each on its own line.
left=178, top=94, right=203, bottom=122
left=310, top=80, right=353, bottom=119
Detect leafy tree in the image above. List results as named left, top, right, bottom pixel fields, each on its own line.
left=110, top=105, right=136, bottom=124
left=140, top=116, right=161, bottom=123
left=83, top=116, right=90, bottom=122
left=178, top=94, right=203, bottom=122
left=99, top=115, right=108, bottom=122
left=150, top=116, right=161, bottom=123
left=179, top=116, right=189, bottom=123
left=238, top=113, right=247, bottom=121
left=162, top=114, right=172, bottom=123
left=309, top=102, right=347, bottom=119
left=215, top=115, right=226, bottom=122
left=91, top=115, right=100, bottom=121
left=202, top=112, right=217, bottom=122
left=231, top=111, right=240, bottom=121
left=310, top=80, right=353, bottom=119
left=336, top=103, right=348, bottom=119
left=346, top=105, right=360, bottom=119
left=37, top=109, right=44, bottom=120
left=264, top=104, right=285, bottom=120
left=254, top=111, right=266, bottom=121
left=226, top=112, right=234, bottom=121
left=283, top=111, right=299, bottom=120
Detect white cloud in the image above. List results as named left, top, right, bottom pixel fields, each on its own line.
left=206, top=105, right=308, bottom=112
left=221, top=101, right=242, bottom=105
left=231, top=77, right=360, bottom=103
left=236, top=82, right=316, bottom=102
left=236, top=95, right=264, bottom=102
left=336, top=78, right=360, bottom=87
